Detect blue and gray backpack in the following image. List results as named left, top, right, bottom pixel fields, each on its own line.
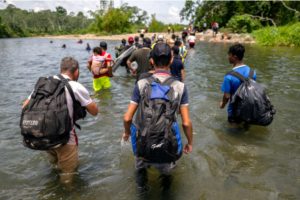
left=131, top=76, right=182, bottom=163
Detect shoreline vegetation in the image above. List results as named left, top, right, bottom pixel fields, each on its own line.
left=1, top=1, right=299, bottom=47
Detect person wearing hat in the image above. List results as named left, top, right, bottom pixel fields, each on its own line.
left=122, top=43, right=193, bottom=192
left=118, top=36, right=135, bottom=73
left=128, top=36, right=134, bottom=45
left=151, top=34, right=164, bottom=49
left=88, top=41, right=113, bottom=92
left=127, top=37, right=152, bottom=81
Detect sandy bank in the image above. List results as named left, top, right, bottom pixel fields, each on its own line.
left=41, top=33, right=165, bottom=41
left=41, top=29, right=255, bottom=44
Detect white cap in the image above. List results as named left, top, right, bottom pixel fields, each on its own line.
left=157, top=35, right=164, bottom=40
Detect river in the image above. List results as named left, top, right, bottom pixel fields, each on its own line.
left=0, top=38, right=299, bottom=200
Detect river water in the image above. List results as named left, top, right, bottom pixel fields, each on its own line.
left=0, top=38, right=299, bottom=200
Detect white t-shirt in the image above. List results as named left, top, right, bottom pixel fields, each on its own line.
left=188, top=35, right=196, bottom=43
left=28, top=74, right=92, bottom=145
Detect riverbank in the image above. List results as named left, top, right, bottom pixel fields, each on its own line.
left=196, top=29, right=255, bottom=44
left=40, top=29, right=256, bottom=44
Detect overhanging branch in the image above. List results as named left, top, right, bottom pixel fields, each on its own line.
left=281, top=0, right=300, bottom=16
left=245, top=14, right=277, bottom=27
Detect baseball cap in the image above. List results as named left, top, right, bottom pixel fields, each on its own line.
left=100, top=41, right=107, bottom=49
left=128, top=36, right=134, bottom=43
left=134, top=36, right=139, bottom=42
left=151, top=43, right=172, bottom=59
left=143, top=37, right=151, bottom=46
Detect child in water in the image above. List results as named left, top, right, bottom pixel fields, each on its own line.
left=88, top=47, right=109, bottom=76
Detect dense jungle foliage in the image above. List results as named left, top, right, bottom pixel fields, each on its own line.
left=180, top=0, right=300, bottom=46
left=0, top=3, right=184, bottom=38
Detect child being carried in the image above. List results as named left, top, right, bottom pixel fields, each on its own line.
left=88, top=47, right=109, bottom=76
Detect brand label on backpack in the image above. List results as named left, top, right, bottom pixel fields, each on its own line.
left=151, top=143, right=164, bottom=150
left=22, top=120, right=39, bottom=127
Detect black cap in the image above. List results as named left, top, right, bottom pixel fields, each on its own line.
left=143, top=37, right=151, bottom=47
left=151, top=43, right=172, bottom=58
left=134, top=36, right=139, bottom=42
left=100, top=41, right=107, bottom=49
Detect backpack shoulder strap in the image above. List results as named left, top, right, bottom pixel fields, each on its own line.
left=249, top=69, right=254, bottom=79
left=146, top=75, right=158, bottom=84
left=228, top=71, right=246, bottom=82
left=162, top=76, right=175, bottom=86
left=147, top=75, right=175, bottom=86
left=57, top=75, right=76, bottom=103
left=57, top=74, right=82, bottom=129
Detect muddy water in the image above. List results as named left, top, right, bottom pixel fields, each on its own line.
left=0, top=38, right=299, bottom=200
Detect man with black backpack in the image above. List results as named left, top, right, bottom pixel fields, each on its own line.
left=122, top=43, right=193, bottom=192
left=220, top=44, right=256, bottom=124
left=21, top=57, right=98, bottom=183
left=220, top=44, right=275, bottom=125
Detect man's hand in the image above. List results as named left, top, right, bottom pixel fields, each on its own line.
left=183, top=144, right=192, bottom=154
left=22, top=99, right=30, bottom=109
left=220, top=93, right=230, bottom=109
left=219, top=101, right=225, bottom=109
left=122, top=132, right=130, bottom=141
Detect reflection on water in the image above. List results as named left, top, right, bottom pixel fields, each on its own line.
left=0, top=38, right=299, bottom=199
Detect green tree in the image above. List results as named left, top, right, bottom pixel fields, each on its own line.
left=148, top=14, right=165, bottom=32
left=181, top=0, right=300, bottom=28
left=0, top=16, right=10, bottom=38
left=121, top=3, right=148, bottom=25
left=0, top=5, right=92, bottom=37
left=101, top=8, right=132, bottom=33
left=227, top=15, right=262, bottom=33
left=55, top=6, right=67, bottom=16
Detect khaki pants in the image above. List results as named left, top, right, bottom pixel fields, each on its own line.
left=47, top=144, right=78, bottom=183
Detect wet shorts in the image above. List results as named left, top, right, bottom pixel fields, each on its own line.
left=189, top=42, right=195, bottom=48
left=47, top=144, right=78, bottom=173
left=93, top=76, right=111, bottom=92
left=135, top=157, right=176, bottom=175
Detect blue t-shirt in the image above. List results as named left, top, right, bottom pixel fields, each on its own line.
left=221, top=65, right=256, bottom=116
left=170, top=55, right=184, bottom=81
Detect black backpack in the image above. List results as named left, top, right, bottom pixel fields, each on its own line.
left=134, top=76, right=182, bottom=163
left=229, top=70, right=276, bottom=126
left=20, top=75, right=86, bottom=150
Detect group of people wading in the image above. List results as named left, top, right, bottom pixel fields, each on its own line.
left=20, top=28, right=275, bottom=194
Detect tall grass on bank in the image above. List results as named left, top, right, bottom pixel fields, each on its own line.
left=253, top=23, right=300, bottom=47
